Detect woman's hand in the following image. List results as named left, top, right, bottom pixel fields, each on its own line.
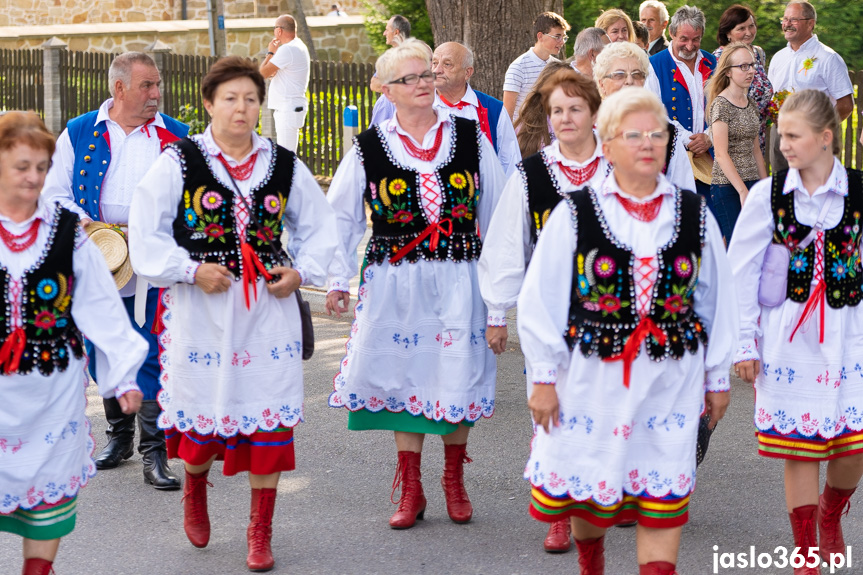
left=735, top=359, right=760, bottom=384
left=266, top=267, right=301, bottom=298
left=737, top=186, right=750, bottom=205
left=529, top=384, right=559, bottom=433
left=195, top=263, right=232, bottom=294
left=485, top=325, right=508, bottom=355
left=326, top=291, right=350, bottom=318
left=118, top=390, right=143, bottom=414
left=704, top=391, right=731, bottom=430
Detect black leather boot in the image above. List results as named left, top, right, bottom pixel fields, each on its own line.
left=94, top=397, right=135, bottom=470
left=138, top=400, right=180, bottom=490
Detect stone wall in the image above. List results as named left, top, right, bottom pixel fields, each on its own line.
left=0, top=0, right=367, bottom=26
left=0, top=16, right=376, bottom=63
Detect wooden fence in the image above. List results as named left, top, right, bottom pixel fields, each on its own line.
left=0, top=48, right=42, bottom=113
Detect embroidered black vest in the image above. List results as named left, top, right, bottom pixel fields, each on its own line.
left=169, top=138, right=295, bottom=279
left=770, top=169, right=863, bottom=307
left=563, top=187, right=708, bottom=360
left=355, top=117, right=483, bottom=265
left=0, top=207, right=85, bottom=375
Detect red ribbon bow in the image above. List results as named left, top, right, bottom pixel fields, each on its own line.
left=603, top=317, right=667, bottom=388
left=790, top=279, right=826, bottom=344
left=389, top=219, right=453, bottom=264
left=240, top=241, right=274, bottom=310
left=0, top=327, right=26, bottom=375
left=439, top=94, right=493, bottom=146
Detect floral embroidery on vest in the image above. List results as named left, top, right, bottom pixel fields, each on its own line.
left=563, top=187, right=708, bottom=361
left=356, top=117, right=483, bottom=265
left=0, top=208, right=84, bottom=375
left=168, top=138, right=294, bottom=279
left=770, top=169, right=863, bottom=306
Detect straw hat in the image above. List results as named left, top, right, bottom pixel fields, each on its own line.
left=688, top=151, right=714, bottom=184
left=85, top=222, right=133, bottom=290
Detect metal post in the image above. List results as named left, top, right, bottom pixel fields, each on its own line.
left=42, top=37, right=67, bottom=135
left=206, top=0, right=227, bottom=57
left=342, top=105, right=358, bottom=156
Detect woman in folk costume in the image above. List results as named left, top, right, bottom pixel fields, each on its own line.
left=128, top=57, right=337, bottom=572
left=478, top=67, right=609, bottom=554
left=0, top=112, right=147, bottom=575
left=325, top=38, right=506, bottom=529
left=594, top=41, right=696, bottom=193
left=729, top=89, right=863, bottom=575
left=518, top=88, right=735, bottom=575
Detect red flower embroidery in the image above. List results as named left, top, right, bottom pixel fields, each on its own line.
left=34, top=310, right=56, bottom=330
left=255, top=227, right=274, bottom=242
left=204, top=223, right=225, bottom=239
left=392, top=210, right=414, bottom=224
left=598, top=294, right=621, bottom=313
left=663, top=295, right=684, bottom=313
left=451, top=204, right=469, bottom=219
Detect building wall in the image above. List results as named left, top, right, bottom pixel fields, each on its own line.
left=0, top=17, right=376, bottom=63
left=0, top=0, right=367, bottom=26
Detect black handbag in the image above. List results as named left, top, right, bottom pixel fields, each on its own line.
left=224, top=168, right=314, bottom=360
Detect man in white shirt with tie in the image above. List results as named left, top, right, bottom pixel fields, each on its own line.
left=432, top=42, right=521, bottom=177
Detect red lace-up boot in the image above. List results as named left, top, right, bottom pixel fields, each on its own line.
left=789, top=504, right=822, bottom=574
left=182, top=469, right=212, bottom=548
left=21, top=558, right=54, bottom=575
left=543, top=518, right=573, bottom=553
left=246, top=487, right=277, bottom=572
left=441, top=443, right=473, bottom=523
left=575, top=536, right=605, bottom=574
left=819, top=484, right=855, bottom=560
left=639, top=561, right=678, bottom=575
left=389, top=451, right=426, bottom=529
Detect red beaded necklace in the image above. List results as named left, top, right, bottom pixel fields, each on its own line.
left=0, top=219, right=40, bottom=252
left=615, top=194, right=664, bottom=222
left=398, top=124, right=444, bottom=162
left=216, top=152, right=258, bottom=181
left=557, top=157, right=600, bottom=186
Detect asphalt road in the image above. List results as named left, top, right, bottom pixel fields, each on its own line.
left=1, top=309, right=858, bottom=575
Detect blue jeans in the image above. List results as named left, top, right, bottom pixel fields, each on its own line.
left=710, top=181, right=756, bottom=245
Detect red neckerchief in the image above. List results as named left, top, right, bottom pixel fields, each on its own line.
left=439, top=93, right=493, bottom=145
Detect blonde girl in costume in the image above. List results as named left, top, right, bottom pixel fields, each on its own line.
left=730, top=89, right=863, bottom=575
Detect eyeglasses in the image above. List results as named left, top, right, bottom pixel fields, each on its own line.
left=730, top=63, right=755, bottom=72
left=610, top=129, right=670, bottom=147
left=542, top=32, right=569, bottom=43
left=604, top=70, right=647, bottom=82
left=780, top=17, right=813, bottom=25
left=388, top=71, right=436, bottom=86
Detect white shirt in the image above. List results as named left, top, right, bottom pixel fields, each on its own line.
left=646, top=50, right=708, bottom=139
left=479, top=138, right=609, bottom=325
left=433, top=85, right=522, bottom=178
left=728, top=158, right=848, bottom=361
left=327, top=111, right=507, bottom=290
left=503, top=49, right=558, bottom=122
left=267, top=37, right=311, bottom=111
left=42, top=98, right=171, bottom=297
left=767, top=35, right=854, bottom=104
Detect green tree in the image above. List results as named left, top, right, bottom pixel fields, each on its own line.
left=361, top=0, right=434, bottom=54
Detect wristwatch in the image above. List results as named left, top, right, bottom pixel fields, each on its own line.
left=267, top=51, right=274, bottom=56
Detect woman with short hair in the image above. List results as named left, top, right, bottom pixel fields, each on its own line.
left=519, top=88, right=734, bottom=575
left=129, top=56, right=338, bottom=572
left=325, top=38, right=506, bottom=530
left=0, top=111, right=148, bottom=575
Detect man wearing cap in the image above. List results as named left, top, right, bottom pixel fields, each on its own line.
left=42, top=52, right=189, bottom=490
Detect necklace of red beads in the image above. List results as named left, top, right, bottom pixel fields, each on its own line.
left=0, top=219, right=40, bottom=252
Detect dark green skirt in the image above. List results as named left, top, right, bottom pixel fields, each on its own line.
left=348, top=410, right=475, bottom=435
left=0, top=496, right=77, bottom=540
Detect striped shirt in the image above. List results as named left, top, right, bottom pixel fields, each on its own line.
left=503, top=49, right=558, bottom=122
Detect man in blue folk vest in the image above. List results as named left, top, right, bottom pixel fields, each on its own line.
left=646, top=5, right=715, bottom=203
left=43, top=52, right=189, bottom=490
left=433, top=42, right=521, bottom=178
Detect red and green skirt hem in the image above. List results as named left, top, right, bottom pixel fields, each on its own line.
left=0, top=496, right=77, bottom=540
left=529, top=486, right=690, bottom=529
left=757, top=429, right=863, bottom=461
left=348, top=409, right=475, bottom=435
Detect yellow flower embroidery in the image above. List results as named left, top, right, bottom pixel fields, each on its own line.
left=388, top=179, right=408, bottom=196
left=449, top=172, right=468, bottom=190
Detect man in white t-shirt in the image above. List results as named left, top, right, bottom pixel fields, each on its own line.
left=502, top=11, right=570, bottom=122
left=259, top=14, right=311, bottom=152
left=768, top=0, right=854, bottom=171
